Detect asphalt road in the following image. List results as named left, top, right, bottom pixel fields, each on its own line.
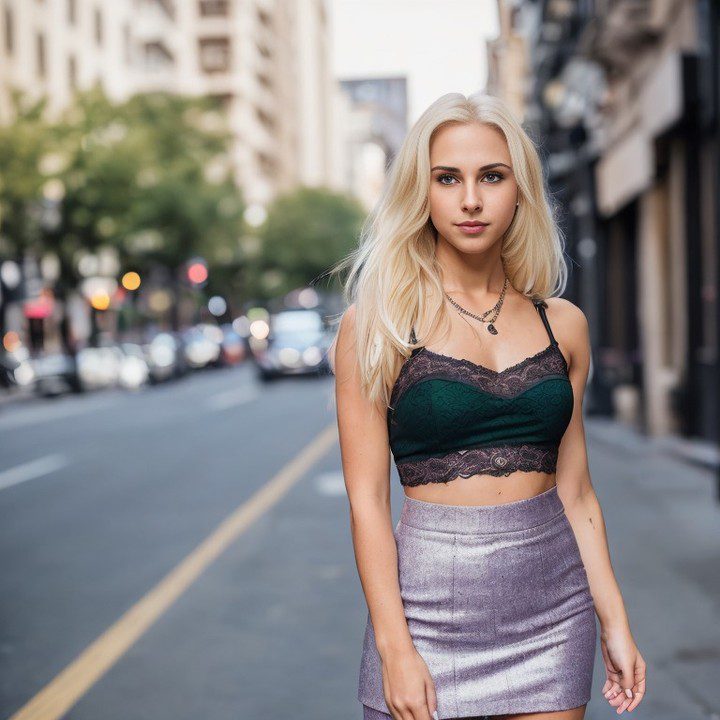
left=0, top=365, right=718, bottom=719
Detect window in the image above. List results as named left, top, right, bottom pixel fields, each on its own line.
left=199, top=0, right=229, bottom=17
left=36, top=32, right=46, bottom=78
left=94, top=6, right=103, bottom=45
left=123, top=24, right=131, bottom=63
left=198, top=37, right=230, bottom=74
left=256, top=71, right=272, bottom=90
left=255, top=107, right=275, bottom=131
left=68, top=54, right=77, bottom=90
left=256, top=150, right=277, bottom=177
left=257, top=7, right=271, bottom=27
left=209, top=93, right=233, bottom=113
left=144, top=41, right=173, bottom=70
left=3, top=4, right=13, bottom=55
left=154, top=0, right=175, bottom=19
left=256, top=41, right=271, bottom=60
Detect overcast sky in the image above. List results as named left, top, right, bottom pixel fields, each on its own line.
left=328, top=0, right=499, bottom=124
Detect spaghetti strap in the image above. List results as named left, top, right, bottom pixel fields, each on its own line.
left=409, top=325, right=422, bottom=355
left=533, top=299, right=559, bottom=347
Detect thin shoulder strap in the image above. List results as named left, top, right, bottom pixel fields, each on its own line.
left=408, top=325, right=422, bottom=355
left=533, top=299, right=558, bottom=346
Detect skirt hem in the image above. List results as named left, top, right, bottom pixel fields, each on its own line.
left=359, top=692, right=592, bottom=719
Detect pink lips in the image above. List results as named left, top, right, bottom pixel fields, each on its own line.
left=456, top=221, right=488, bottom=235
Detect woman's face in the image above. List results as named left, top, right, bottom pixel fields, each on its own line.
left=428, top=122, right=519, bottom=253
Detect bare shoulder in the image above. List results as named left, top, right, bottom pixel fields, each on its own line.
left=544, top=296, right=588, bottom=332
left=543, top=297, right=590, bottom=370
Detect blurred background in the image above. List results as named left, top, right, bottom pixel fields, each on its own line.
left=0, top=1, right=718, bottom=719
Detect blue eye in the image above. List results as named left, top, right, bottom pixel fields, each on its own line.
left=436, top=172, right=504, bottom=185
left=437, top=174, right=457, bottom=185
left=484, top=172, right=503, bottom=183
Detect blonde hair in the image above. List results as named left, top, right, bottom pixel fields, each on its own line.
left=329, top=91, right=567, bottom=408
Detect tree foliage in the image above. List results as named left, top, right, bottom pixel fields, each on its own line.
left=0, top=90, right=54, bottom=257
left=250, top=186, right=365, bottom=299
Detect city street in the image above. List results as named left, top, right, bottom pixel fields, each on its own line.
left=1, top=368, right=719, bottom=719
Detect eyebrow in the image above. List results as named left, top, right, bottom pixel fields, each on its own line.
left=431, top=163, right=512, bottom=173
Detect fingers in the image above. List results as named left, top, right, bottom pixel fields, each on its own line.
left=425, top=677, right=438, bottom=720
left=386, top=696, right=432, bottom=720
left=626, top=656, right=647, bottom=712
left=603, top=653, right=647, bottom=714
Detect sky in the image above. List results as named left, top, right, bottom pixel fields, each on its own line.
left=328, top=0, right=500, bottom=124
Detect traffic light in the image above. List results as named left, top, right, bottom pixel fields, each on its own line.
left=186, top=258, right=208, bottom=287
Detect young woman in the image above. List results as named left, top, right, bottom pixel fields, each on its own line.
left=330, top=92, right=646, bottom=720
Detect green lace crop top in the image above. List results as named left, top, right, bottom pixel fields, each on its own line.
left=387, top=299, right=574, bottom=487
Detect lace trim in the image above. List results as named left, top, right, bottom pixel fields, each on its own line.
left=390, top=343, right=568, bottom=407
left=396, top=444, right=558, bottom=487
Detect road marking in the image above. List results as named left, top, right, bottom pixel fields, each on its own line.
left=314, top=471, right=347, bottom=497
left=7, top=423, right=339, bottom=720
left=206, top=386, right=259, bottom=411
left=0, top=455, right=68, bottom=492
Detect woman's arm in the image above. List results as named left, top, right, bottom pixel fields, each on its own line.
left=552, top=299, right=630, bottom=631
left=549, top=298, right=646, bottom=715
left=332, top=304, right=414, bottom=658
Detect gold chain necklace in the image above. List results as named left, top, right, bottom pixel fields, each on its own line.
left=443, top=277, right=509, bottom=335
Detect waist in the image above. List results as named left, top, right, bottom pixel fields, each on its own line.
left=398, top=484, right=564, bottom=534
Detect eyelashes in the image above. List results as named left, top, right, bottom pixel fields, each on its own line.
left=436, top=172, right=504, bottom=186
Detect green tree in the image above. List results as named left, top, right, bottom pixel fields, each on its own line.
left=0, top=91, right=58, bottom=336
left=0, top=90, right=54, bottom=258
left=44, top=87, right=246, bottom=332
left=250, top=186, right=365, bottom=299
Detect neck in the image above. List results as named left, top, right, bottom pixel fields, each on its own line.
left=434, top=235, right=507, bottom=300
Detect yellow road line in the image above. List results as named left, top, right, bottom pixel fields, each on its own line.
left=8, top=423, right=339, bottom=720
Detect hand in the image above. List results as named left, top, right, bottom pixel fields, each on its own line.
left=600, top=625, right=646, bottom=714
left=381, top=644, right=438, bottom=720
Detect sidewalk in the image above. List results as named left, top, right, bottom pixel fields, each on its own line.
left=584, top=416, right=720, bottom=720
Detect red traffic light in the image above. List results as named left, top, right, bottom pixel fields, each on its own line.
left=187, top=262, right=208, bottom=285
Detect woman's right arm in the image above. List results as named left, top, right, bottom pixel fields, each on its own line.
left=332, top=304, right=437, bottom=720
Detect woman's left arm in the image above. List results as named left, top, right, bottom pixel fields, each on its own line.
left=549, top=298, right=646, bottom=715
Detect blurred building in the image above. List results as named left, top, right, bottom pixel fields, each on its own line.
left=488, top=0, right=719, bottom=454
left=336, top=77, right=408, bottom=210
left=0, top=0, right=337, bottom=209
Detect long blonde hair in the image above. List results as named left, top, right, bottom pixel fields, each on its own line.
left=329, top=91, right=567, bottom=408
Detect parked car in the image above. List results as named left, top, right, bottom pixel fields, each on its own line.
left=142, top=332, right=186, bottom=384
left=219, top=323, right=246, bottom=366
left=181, top=324, right=222, bottom=369
left=29, top=351, right=83, bottom=396
left=118, top=343, right=151, bottom=390
left=75, top=343, right=125, bottom=391
left=0, top=347, right=33, bottom=389
left=254, top=309, right=333, bottom=381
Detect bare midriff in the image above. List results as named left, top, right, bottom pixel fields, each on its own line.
left=403, top=470, right=556, bottom=506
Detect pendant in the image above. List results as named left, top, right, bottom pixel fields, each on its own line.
left=487, top=323, right=498, bottom=335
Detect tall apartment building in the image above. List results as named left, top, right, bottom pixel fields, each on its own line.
left=0, top=0, right=336, bottom=209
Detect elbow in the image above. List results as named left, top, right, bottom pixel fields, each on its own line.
left=557, top=474, right=594, bottom=508
left=348, top=492, right=391, bottom=525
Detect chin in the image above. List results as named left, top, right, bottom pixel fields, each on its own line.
left=443, top=232, right=499, bottom=252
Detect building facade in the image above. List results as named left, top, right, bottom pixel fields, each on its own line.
left=488, top=0, right=719, bottom=451
left=0, top=0, right=337, bottom=209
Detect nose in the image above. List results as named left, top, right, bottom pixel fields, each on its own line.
left=461, top=184, right=481, bottom=212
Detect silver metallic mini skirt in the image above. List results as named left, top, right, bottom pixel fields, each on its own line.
left=358, top=485, right=597, bottom=719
